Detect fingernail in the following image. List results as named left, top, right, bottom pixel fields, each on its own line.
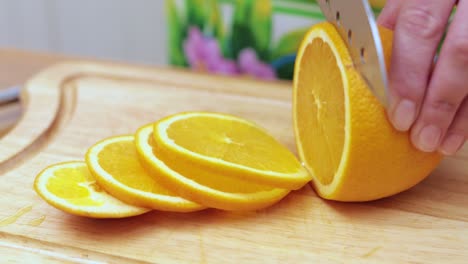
left=440, top=134, right=465, bottom=155
left=417, top=125, right=442, bottom=152
left=392, top=99, right=416, bottom=131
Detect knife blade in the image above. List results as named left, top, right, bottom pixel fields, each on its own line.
left=316, top=0, right=389, bottom=107
left=0, top=86, right=20, bottom=105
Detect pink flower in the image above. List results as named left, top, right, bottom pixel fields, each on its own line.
left=183, top=27, right=239, bottom=76
left=183, top=27, right=276, bottom=80
left=238, top=48, right=276, bottom=80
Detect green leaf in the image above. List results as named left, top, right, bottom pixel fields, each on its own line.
left=185, top=0, right=226, bottom=55
left=229, top=0, right=273, bottom=61
left=229, top=0, right=256, bottom=59
left=185, top=0, right=207, bottom=29
left=205, top=0, right=227, bottom=58
left=249, top=0, right=272, bottom=61
left=167, top=0, right=188, bottom=66
left=271, top=28, right=309, bottom=61
left=206, top=0, right=224, bottom=39
left=185, top=0, right=224, bottom=37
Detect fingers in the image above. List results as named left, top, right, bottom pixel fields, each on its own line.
left=411, top=0, right=468, bottom=154
left=377, top=0, right=405, bottom=30
left=378, top=0, right=466, bottom=155
left=439, top=97, right=468, bottom=155
left=387, top=0, right=456, bottom=133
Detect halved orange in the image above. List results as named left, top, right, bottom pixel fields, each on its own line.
left=135, top=124, right=290, bottom=211
left=152, top=112, right=311, bottom=190
left=86, top=135, right=205, bottom=212
left=34, top=161, right=150, bottom=218
left=293, top=22, right=442, bottom=201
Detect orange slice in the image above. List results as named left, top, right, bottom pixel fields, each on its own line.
left=152, top=112, right=311, bottom=190
left=34, top=161, right=150, bottom=218
left=85, top=135, right=205, bottom=212
left=293, top=22, right=442, bottom=201
left=135, top=124, right=290, bottom=211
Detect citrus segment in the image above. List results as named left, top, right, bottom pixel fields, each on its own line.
left=293, top=22, right=442, bottom=201
left=135, top=124, right=290, bottom=211
left=153, top=112, right=311, bottom=190
left=34, top=161, right=150, bottom=218
left=86, top=135, right=205, bottom=212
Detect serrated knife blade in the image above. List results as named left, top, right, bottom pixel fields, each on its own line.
left=316, top=0, right=389, bottom=107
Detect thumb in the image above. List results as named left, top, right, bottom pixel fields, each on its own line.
left=377, top=0, right=405, bottom=30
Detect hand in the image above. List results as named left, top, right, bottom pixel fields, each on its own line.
left=378, top=0, right=467, bottom=155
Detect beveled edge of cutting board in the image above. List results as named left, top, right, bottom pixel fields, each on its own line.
left=0, top=63, right=77, bottom=174
left=0, top=61, right=292, bottom=174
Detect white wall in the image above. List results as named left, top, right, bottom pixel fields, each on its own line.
left=0, top=0, right=168, bottom=65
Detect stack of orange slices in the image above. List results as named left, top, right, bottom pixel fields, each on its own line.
left=34, top=112, right=311, bottom=218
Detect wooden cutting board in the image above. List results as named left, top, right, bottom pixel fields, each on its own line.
left=0, top=62, right=467, bottom=263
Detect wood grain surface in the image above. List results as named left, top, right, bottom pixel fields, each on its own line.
left=0, top=61, right=467, bottom=263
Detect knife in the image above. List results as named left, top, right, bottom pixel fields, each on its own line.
left=316, top=0, right=389, bottom=107
left=0, top=86, right=21, bottom=105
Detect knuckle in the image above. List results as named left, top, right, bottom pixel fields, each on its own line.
left=391, top=67, right=426, bottom=99
left=452, top=115, right=468, bottom=136
left=448, top=38, right=468, bottom=65
left=428, top=99, right=459, bottom=114
left=400, top=6, right=445, bottom=40
left=454, top=98, right=468, bottom=135
left=458, top=105, right=468, bottom=129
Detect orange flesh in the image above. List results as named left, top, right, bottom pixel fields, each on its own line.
left=149, top=134, right=274, bottom=193
left=295, top=38, right=345, bottom=185
left=47, top=166, right=103, bottom=206
left=166, top=116, right=300, bottom=173
left=97, top=140, right=173, bottom=195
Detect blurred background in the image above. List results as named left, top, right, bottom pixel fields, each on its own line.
left=0, top=0, right=385, bottom=136
left=0, top=0, right=385, bottom=81
left=0, top=0, right=168, bottom=65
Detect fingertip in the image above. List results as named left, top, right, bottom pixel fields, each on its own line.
left=390, top=99, right=417, bottom=131
left=411, top=124, right=443, bottom=153
left=439, top=134, right=465, bottom=156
